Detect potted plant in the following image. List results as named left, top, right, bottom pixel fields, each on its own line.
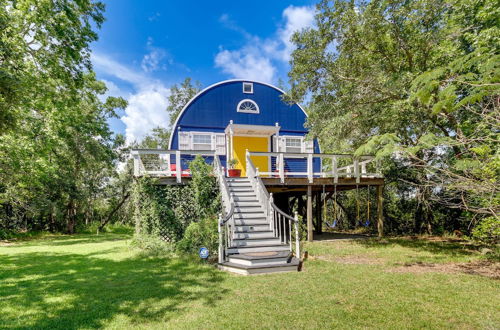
left=227, top=158, right=241, bottom=177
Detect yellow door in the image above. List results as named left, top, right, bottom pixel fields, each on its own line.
left=232, top=136, right=269, bottom=177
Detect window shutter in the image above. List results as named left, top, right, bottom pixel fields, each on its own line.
left=272, top=135, right=277, bottom=152
left=304, top=139, right=314, bottom=153
left=215, top=134, right=226, bottom=155
left=178, top=132, right=190, bottom=150
left=278, top=136, right=286, bottom=152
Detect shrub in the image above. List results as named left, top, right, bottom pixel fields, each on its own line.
left=130, top=234, right=176, bottom=257
left=472, top=217, right=499, bottom=245
left=176, top=215, right=219, bottom=257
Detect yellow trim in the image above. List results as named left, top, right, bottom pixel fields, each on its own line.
left=232, top=136, right=269, bottom=177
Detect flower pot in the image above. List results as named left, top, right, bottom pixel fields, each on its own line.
left=228, top=169, right=241, bottom=177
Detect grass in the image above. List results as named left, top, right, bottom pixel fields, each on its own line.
left=0, top=233, right=498, bottom=329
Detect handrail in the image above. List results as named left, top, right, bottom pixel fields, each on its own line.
left=214, top=155, right=236, bottom=264
left=270, top=202, right=297, bottom=222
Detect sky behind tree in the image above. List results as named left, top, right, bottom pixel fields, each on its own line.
left=91, top=0, right=317, bottom=144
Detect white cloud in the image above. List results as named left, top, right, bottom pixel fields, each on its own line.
left=214, top=5, right=315, bottom=83
left=215, top=44, right=276, bottom=83
left=277, top=6, right=316, bottom=62
left=92, top=53, right=170, bottom=144
left=141, top=38, right=170, bottom=73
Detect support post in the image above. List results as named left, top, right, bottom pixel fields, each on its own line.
left=332, top=156, right=338, bottom=183
left=377, top=185, right=384, bottom=237
left=307, top=153, right=313, bottom=183
left=307, top=185, right=313, bottom=242
left=315, top=191, right=323, bottom=234
left=218, top=213, right=223, bottom=263
left=176, top=150, right=181, bottom=183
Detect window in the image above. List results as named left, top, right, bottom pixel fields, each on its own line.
left=178, top=131, right=226, bottom=155
left=285, top=137, right=302, bottom=153
left=237, top=99, right=259, bottom=114
left=192, top=133, right=212, bottom=150
left=243, top=82, right=253, bottom=94
left=274, top=135, right=315, bottom=153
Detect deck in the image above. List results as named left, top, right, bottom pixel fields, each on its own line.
left=131, top=149, right=385, bottom=240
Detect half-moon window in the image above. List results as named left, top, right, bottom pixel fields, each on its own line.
left=237, top=99, right=259, bottom=114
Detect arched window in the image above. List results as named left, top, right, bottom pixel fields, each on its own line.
left=237, top=99, right=259, bottom=114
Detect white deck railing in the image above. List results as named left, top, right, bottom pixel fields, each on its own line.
left=247, top=151, right=382, bottom=183
left=131, top=149, right=215, bottom=183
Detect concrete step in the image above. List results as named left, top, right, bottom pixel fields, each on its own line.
left=226, top=244, right=290, bottom=254
left=231, top=237, right=281, bottom=247
left=218, top=257, right=300, bottom=275
left=233, top=231, right=274, bottom=239
left=226, top=177, right=250, bottom=182
left=228, top=251, right=292, bottom=266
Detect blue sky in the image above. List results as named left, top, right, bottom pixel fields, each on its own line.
left=91, top=0, right=317, bottom=143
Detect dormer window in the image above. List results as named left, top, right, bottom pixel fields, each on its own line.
left=237, top=99, right=259, bottom=114
left=243, top=82, right=253, bottom=94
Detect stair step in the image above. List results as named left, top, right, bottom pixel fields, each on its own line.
left=228, top=181, right=252, bottom=187
left=233, top=231, right=274, bottom=239
left=234, top=201, right=261, bottom=207
left=233, top=224, right=270, bottom=232
left=231, top=237, right=281, bottom=247
left=218, top=257, right=300, bottom=275
left=233, top=214, right=266, bottom=220
left=228, top=251, right=292, bottom=266
left=232, top=196, right=258, bottom=202
left=234, top=219, right=268, bottom=226
left=234, top=209, right=265, bottom=215
left=229, top=187, right=255, bottom=192
left=226, top=244, right=290, bottom=254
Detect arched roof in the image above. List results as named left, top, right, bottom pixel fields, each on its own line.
left=168, top=79, right=308, bottom=149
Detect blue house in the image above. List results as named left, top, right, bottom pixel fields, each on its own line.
left=132, top=79, right=384, bottom=275
left=169, top=79, right=319, bottom=176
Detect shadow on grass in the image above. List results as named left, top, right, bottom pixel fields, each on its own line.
left=356, top=237, right=480, bottom=258
left=0, top=247, right=227, bottom=329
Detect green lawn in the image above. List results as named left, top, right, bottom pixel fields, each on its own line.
left=1, top=233, right=498, bottom=329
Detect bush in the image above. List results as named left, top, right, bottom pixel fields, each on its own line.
left=472, top=217, right=499, bottom=245
left=130, top=234, right=176, bottom=257
left=176, top=215, right=218, bottom=258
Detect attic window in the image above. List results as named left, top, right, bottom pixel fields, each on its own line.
left=237, top=99, right=259, bottom=114
left=243, top=82, right=253, bottom=94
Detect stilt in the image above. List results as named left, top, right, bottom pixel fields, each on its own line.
left=315, top=191, right=323, bottom=234
left=377, top=185, right=384, bottom=237
left=307, top=185, right=313, bottom=242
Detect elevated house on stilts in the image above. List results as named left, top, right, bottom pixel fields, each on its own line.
left=132, top=79, right=384, bottom=275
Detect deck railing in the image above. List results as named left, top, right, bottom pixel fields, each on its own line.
left=131, top=149, right=215, bottom=183
left=247, top=151, right=382, bottom=183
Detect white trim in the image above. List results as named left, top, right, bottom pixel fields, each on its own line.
left=168, top=79, right=312, bottom=149
left=243, top=82, right=253, bottom=94
left=237, top=99, right=260, bottom=114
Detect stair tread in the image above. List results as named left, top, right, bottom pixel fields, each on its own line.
left=233, top=237, right=279, bottom=241
left=229, top=251, right=292, bottom=260
left=219, top=258, right=299, bottom=270
left=229, top=243, right=288, bottom=249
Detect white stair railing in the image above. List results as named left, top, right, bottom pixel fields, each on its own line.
left=214, top=155, right=235, bottom=263
left=246, top=150, right=301, bottom=258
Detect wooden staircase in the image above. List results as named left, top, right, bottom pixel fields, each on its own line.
left=217, top=177, right=300, bottom=275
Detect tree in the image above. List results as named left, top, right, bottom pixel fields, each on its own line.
left=288, top=0, right=499, bottom=234
left=166, top=77, right=201, bottom=127
left=0, top=0, right=127, bottom=233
